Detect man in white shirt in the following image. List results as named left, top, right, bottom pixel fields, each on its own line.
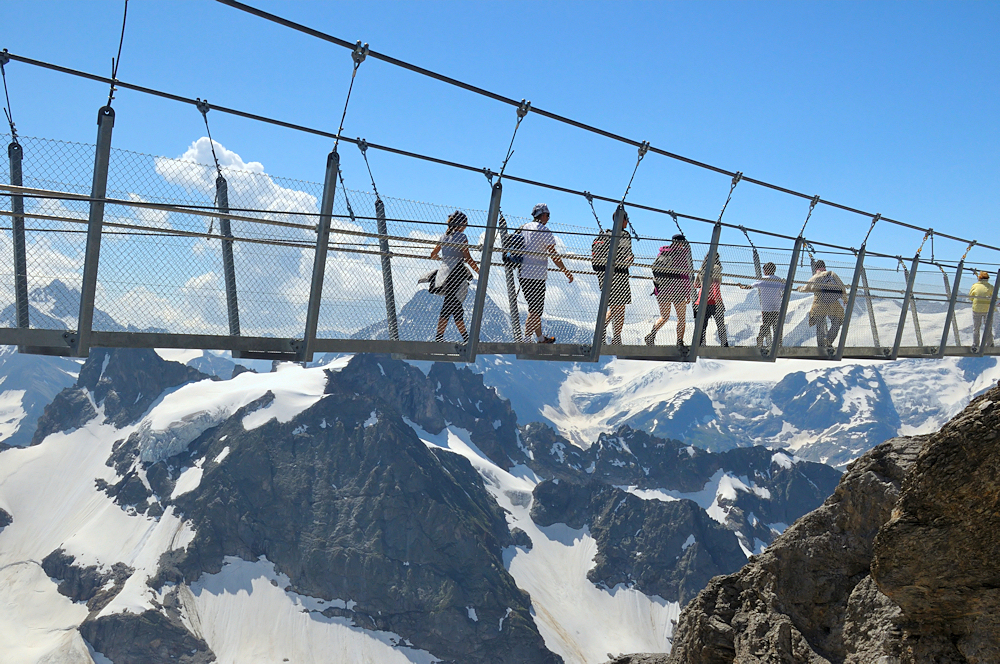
left=519, top=204, right=574, bottom=343
left=740, top=261, right=784, bottom=349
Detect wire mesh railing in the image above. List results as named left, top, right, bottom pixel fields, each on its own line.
left=1, top=131, right=998, bottom=363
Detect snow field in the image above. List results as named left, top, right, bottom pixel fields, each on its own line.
left=407, top=420, right=680, bottom=664
left=180, top=557, right=439, bottom=664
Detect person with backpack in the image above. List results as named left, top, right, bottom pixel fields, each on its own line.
left=593, top=211, right=634, bottom=345
left=519, top=204, right=574, bottom=343
left=739, top=261, right=784, bottom=349
left=969, top=271, right=996, bottom=350
left=645, top=233, right=692, bottom=348
left=797, top=259, right=846, bottom=348
left=429, top=210, right=479, bottom=343
left=692, top=253, right=729, bottom=346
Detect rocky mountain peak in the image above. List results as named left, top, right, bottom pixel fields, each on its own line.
left=656, top=380, right=1000, bottom=664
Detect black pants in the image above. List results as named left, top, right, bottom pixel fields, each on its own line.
left=757, top=311, right=779, bottom=347
left=695, top=303, right=728, bottom=346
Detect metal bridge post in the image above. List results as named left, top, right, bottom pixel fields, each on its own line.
left=980, top=268, right=1000, bottom=356
left=859, top=264, right=880, bottom=348
left=216, top=176, right=241, bottom=337
left=936, top=261, right=964, bottom=357
left=497, top=213, right=521, bottom=342
left=375, top=197, right=399, bottom=341
left=8, top=140, right=29, bottom=341
left=464, top=182, right=502, bottom=362
left=891, top=254, right=920, bottom=360
left=899, top=261, right=923, bottom=347
left=689, top=222, right=723, bottom=362
left=589, top=205, right=626, bottom=362
left=300, top=149, right=339, bottom=362
left=770, top=236, right=802, bottom=361
left=835, top=246, right=867, bottom=360
left=73, top=106, right=115, bottom=357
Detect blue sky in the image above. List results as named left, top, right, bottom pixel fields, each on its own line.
left=3, top=0, right=998, bottom=267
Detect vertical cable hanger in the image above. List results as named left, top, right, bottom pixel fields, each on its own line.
left=357, top=138, right=380, bottom=199
left=617, top=141, right=650, bottom=242
left=799, top=195, right=820, bottom=238
left=717, top=171, right=742, bottom=223
left=1, top=50, right=18, bottom=143
left=106, top=0, right=130, bottom=108
left=583, top=192, right=603, bottom=231
left=667, top=211, right=684, bottom=236
left=196, top=98, right=224, bottom=233
left=496, top=99, right=530, bottom=182
left=333, top=40, right=369, bottom=151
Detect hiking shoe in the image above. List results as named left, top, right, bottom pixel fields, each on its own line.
left=539, top=336, right=556, bottom=344
left=644, top=332, right=656, bottom=346
left=611, top=337, right=623, bottom=346
left=677, top=340, right=688, bottom=351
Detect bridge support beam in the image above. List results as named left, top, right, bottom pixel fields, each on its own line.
left=858, top=263, right=880, bottom=349
left=464, top=181, right=501, bottom=362
left=8, top=140, right=28, bottom=349
left=836, top=245, right=867, bottom=360
left=891, top=254, right=920, bottom=360
left=73, top=106, right=115, bottom=357
left=300, top=149, right=339, bottom=362
left=980, top=268, right=1000, bottom=355
left=216, top=176, right=241, bottom=337
left=689, top=222, right=723, bottom=363
left=498, top=213, right=521, bottom=343
left=899, top=260, right=923, bottom=347
left=770, top=236, right=802, bottom=360
left=936, top=261, right=964, bottom=357
left=590, top=204, right=627, bottom=362
left=375, top=197, right=399, bottom=341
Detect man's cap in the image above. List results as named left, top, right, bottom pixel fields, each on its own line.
left=671, top=233, right=686, bottom=242
left=531, top=203, right=550, bottom=218
left=980, top=271, right=991, bottom=280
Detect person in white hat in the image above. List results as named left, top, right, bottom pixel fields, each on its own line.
left=519, top=204, right=574, bottom=343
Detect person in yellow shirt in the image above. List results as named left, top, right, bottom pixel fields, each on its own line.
left=969, top=271, right=995, bottom=350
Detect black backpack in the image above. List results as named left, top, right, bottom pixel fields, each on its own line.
left=592, top=230, right=632, bottom=272
left=502, top=229, right=526, bottom=267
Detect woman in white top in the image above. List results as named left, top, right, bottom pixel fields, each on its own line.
left=429, top=211, right=479, bottom=343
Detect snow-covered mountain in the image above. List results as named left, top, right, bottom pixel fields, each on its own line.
left=0, top=350, right=839, bottom=664
left=472, top=354, right=1000, bottom=467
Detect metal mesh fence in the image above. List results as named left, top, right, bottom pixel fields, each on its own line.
left=2, top=131, right=995, bottom=360
left=1, top=133, right=94, bottom=330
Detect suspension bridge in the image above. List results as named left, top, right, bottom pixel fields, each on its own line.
left=0, top=1, right=997, bottom=365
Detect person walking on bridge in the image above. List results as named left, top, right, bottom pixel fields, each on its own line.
left=645, top=233, right=692, bottom=348
left=520, top=204, right=574, bottom=343
left=693, top=253, right=729, bottom=347
left=969, top=271, right=995, bottom=351
left=429, top=211, right=478, bottom=343
left=598, top=211, right=634, bottom=346
left=798, top=259, right=846, bottom=348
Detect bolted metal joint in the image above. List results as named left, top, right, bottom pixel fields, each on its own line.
left=732, top=171, right=743, bottom=186
left=637, top=141, right=650, bottom=159
left=358, top=137, right=369, bottom=155
left=516, top=99, right=531, bottom=119
left=0, top=49, right=10, bottom=67
left=352, top=41, right=370, bottom=66
left=195, top=98, right=211, bottom=116
left=483, top=168, right=494, bottom=184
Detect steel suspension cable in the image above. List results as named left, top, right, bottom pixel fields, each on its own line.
left=717, top=172, right=742, bottom=223
left=799, top=195, right=820, bottom=238
left=2, top=49, right=996, bottom=256
left=209, top=0, right=985, bottom=253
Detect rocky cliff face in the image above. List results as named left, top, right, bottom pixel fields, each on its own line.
left=647, top=381, right=1000, bottom=664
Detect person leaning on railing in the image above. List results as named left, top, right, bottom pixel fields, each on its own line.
left=970, top=271, right=995, bottom=351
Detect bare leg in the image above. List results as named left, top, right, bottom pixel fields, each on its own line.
left=608, top=304, right=626, bottom=343
left=525, top=311, right=542, bottom=340
left=673, top=301, right=687, bottom=343
left=436, top=316, right=448, bottom=341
